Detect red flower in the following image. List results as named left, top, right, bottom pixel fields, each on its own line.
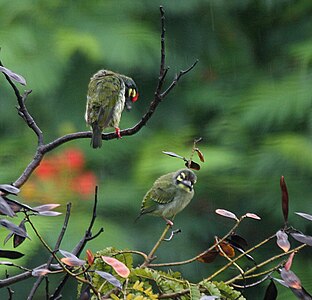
left=62, top=148, right=85, bottom=171
left=74, top=172, right=97, bottom=199
left=35, top=159, right=58, bottom=180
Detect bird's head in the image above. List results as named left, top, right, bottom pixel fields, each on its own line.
left=119, top=75, right=139, bottom=111
left=174, top=169, right=197, bottom=192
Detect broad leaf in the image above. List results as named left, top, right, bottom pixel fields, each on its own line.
left=32, top=268, right=52, bottom=277
left=102, top=256, right=130, bottom=278
left=13, top=219, right=28, bottom=248
left=185, top=160, right=201, bottom=170
left=61, top=257, right=85, bottom=267
left=280, top=268, right=302, bottom=290
left=215, top=209, right=238, bottom=220
left=295, top=212, right=312, bottom=222
left=276, top=230, right=290, bottom=252
left=216, top=241, right=235, bottom=258
left=95, top=270, right=122, bottom=289
left=162, top=151, right=185, bottom=160
left=264, top=280, right=278, bottom=300
left=0, top=184, right=20, bottom=195
left=59, top=249, right=85, bottom=266
left=38, top=211, right=62, bottom=217
left=32, top=204, right=60, bottom=212
left=86, top=249, right=94, bottom=265
left=196, top=249, right=219, bottom=263
left=0, top=66, right=27, bottom=85
left=0, top=196, right=15, bottom=217
left=0, top=219, right=29, bottom=238
left=228, top=234, right=248, bottom=250
left=245, top=213, right=261, bottom=220
left=59, top=249, right=77, bottom=258
left=0, top=249, right=24, bottom=259
left=195, top=148, right=205, bottom=162
left=284, top=252, right=295, bottom=271
left=291, top=233, right=312, bottom=246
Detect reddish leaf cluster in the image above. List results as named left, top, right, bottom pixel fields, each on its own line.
left=22, top=148, right=97, bottom=202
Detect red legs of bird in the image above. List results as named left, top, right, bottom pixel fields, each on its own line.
left=115, top=127, right=122, bottom=139
left=162, top=216, right=174, bottom=227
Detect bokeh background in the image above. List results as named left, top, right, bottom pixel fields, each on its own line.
left=0, top=0, right=311, bottom=299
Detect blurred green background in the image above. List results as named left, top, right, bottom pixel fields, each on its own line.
left=0, top=0, right=312, bottom=299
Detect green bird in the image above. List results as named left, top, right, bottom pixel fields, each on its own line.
left=85, top=69, right=139, bottom=149
left=137, top=169, right=197, bottom=225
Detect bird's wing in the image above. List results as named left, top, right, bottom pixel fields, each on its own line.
left=140, top=173, right=176, bottom=215
left=87, top=74, right=124, bottom=127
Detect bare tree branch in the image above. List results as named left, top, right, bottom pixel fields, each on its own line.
left=3, top=5, right=197, bottom=189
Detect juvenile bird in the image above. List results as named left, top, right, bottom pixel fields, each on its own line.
left=85, top=70, right=138, bottom=148
left=137, top=169, right=197, bottom=226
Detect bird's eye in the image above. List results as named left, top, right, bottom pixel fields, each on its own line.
left=177, top=172, right=186, bottom=182
left=131, top=89, right=138, bottom=102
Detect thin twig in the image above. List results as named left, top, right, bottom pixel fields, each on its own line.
left=155, top=6, right=167, bottom=95
left=149, top=214, right=245, bottom=268
left=51, top=187, right=102, bottom=299
left=0, top=61, right=43, bottom=144
left=141, top=224, right=172, bottom=267
left=27, top=203, right=72, bottom=300
left=225, top=243, right=306, bottom=285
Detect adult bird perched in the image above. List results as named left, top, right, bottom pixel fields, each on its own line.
left=85, top=69, right=139, bottom=149
left=137, top=169, right=197, bottom=226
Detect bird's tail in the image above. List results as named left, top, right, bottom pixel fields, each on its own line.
left=134, top=214, right=142, bottom=223
left=91, top=123, right=102, bottom=149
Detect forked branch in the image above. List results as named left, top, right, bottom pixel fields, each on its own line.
left=0, top=6, right=198, bottom=189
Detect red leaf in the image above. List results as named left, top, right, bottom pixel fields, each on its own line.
left=196, top=249, right=219, bottom=263
left=245, top=213, right=261, bottom=220
left=216, top=241, right=235, bottom=258
left=86, top=249, right=94, bottom=265
left=215, top=209, right=238, bottom=220
left=280, top=176, right=289, bottom=224
left=32, top=268, right=51, bottom=277
left=276, top=230, right=290, bottom=252
left=101, top=256, right=130, bottom=278
left=59, top=249, right=85, bottom=266
left=284, top=252, right=295, bottom=271
left=61, top=257, right=85, bottom=267
left=195, top=148, right=205, bottom=162
left=280, top=268, right=302, bottom=290
left=186, top=160, right=201, bottom=170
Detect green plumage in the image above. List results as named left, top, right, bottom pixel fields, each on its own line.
left=85, top=70, right=138, bottom=148
left=137, top=169, right=197, bottom=224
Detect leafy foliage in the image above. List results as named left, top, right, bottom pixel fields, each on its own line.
left=83, top=248, right=246, bottom=299
left=1, top=1, right=312, bottom=299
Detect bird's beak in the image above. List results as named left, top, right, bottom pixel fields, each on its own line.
left=180, top=180, right=193, bottom=192
left=125, top=99, right=133, bottom=111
